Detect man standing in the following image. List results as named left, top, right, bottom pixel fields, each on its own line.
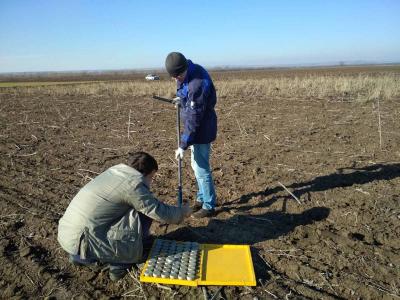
left=58, top=152, right=192, bottom=281
left=165, top=52, right=217, bottom=218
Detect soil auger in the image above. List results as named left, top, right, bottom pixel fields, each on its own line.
left=152, top=95, right=183, bottom=207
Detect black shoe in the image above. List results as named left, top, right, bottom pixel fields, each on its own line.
left=109, top=264, right=131, bottom=281
left=109, top=268, right=128, bottom=281
left=192, top=208, right=215, bottom=219
left=192, top=201, right=203, bottom=212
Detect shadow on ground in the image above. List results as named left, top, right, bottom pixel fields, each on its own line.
left=166, top=207, right=330, bottom=245
left=222, top=163, right=400, bottom=211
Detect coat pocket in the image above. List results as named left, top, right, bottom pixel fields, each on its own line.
left=105, top=209, right=143, bottom=263
left=107, top=229, right=137, bottom=241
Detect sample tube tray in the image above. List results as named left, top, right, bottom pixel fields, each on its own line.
left=139, top=239, right=256, bottom=286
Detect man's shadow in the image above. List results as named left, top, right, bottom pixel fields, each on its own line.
left=222, top=163, right=400, bottom=212
left=165, top=207, right=330, bottom=245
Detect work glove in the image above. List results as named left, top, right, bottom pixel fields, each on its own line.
left=181, top=203, right=193, bottom=218
left=172, top=97, right=181, bottom=108
left=175, top=147, right=184, bottom=160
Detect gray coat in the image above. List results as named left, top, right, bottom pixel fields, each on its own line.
left=58, top=164, right=185, bottom=264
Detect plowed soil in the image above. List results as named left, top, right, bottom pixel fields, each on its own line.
left=1, top=69, right=399, bottom=299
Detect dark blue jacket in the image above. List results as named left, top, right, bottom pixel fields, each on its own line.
left=176, top=60, right=217, bottom=150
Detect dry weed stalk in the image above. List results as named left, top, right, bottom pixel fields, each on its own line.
left=258, top=279, right=278, bottom=299
left=376, top=97, right=383, bottom=150
left=127, top=109, right=132, bottom=139
left=277, top=181, right=301, bottom=204
left=77, top=169, right=100, bottom=175
left=127, top=268, right=147, bottom=299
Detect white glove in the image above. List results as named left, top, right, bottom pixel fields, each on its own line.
left=175, top=147, right=184, bottom=160
left=173, top=97, right=181, bottom=108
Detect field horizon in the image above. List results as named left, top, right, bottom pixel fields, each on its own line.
left=1, top=63, right=400, bottom=83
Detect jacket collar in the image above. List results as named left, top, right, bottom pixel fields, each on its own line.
left=119, top=163, right=148, bottom=188
left=177, top=59, right=193, bottom=87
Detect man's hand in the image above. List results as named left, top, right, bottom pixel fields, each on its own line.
left=175, top=147, right=184, bottom=160
left=181, top=203, right=192, bottom=218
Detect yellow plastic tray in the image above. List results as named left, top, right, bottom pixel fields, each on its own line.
left=198, top=244, right=256, bottom=286
left=139, top=241, right=256, bottom=286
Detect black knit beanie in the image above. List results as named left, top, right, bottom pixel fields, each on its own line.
left=165, top=52, right=188, bottom=77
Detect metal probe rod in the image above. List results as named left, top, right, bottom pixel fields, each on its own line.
left=176, top=101, right=183, bottom=207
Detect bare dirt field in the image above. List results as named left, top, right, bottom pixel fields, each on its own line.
left=0, top=66, right=399, bottom=299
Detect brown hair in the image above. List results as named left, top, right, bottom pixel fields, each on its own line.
left=127, top=152, right=158, bottom=176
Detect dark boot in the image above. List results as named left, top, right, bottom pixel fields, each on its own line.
left=192, top=201, right=203, bottom=212
left=109, top=263, right=132, bottom=281
left=192, top=208, right=215, bottom=219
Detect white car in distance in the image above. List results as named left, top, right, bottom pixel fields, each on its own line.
left=145, top=74, right=160, bottom=81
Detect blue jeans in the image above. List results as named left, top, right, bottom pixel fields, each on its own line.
left=190, top=143, right=216, bottom=210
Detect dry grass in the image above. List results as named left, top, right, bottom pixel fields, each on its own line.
left=1, top=73, right=399, bottom=102
left=216, top=74, right=399, bottom=102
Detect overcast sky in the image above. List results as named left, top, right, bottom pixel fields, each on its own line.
left=1, top=0, right=399, bottom=73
